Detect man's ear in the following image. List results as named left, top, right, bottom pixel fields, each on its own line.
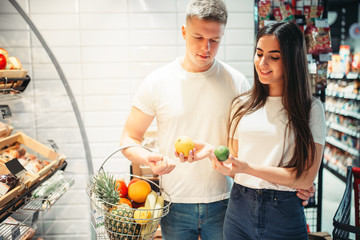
left=181, top=25, right=186, bottom=40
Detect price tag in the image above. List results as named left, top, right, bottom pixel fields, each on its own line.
left=307, top=54, right=313, bottom=62
left=0, top=105, right=12, bottom=119
left=47, top=139, right=59, bottom=152
left=5, top=158, right=26, bottom=179
left=315, top=19, right=329, bottom=28
left=0, top=182, right=10, bottom=196
left=319, top=53, right=332, bottom=62
left=32, top=211, right=39, bottom=226
left=346, top=72, right=359, bottom=79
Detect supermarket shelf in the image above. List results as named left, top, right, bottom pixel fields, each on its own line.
left=326, top=121, right=360, bottom=138
left=0, top=75, right=31, bottom=102
left=326, top=90, right=360, bottom=101
left=0, top=221, right=31, bottom=240
left=323, top=162, right=347, bottom=182
left=0, top=161, right=67, bottom=223
left=326, top=136, right=359, bottom=157
left=325, top=106, right=360, bottom=120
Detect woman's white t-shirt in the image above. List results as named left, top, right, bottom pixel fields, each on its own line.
left=233, top=96, right=326, bottom=191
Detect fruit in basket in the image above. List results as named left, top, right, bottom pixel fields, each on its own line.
left=0, top=54, right=6, bottom=70
left=119, top=198, right=132, bottom=208
left=131, top=201, right=145, bottom=209
left=214, top=145, right=230, bottom=162
left=105, top=203, right=141, bottom=240
left=175, top=136, right=195, bottom=157
left=115, top=179, right=128, bottom=198
left=128, top=178, right=140, bottom=187
left=128, top=180, right=152, bottom=203
left=144, top=191, right=157, bottom=209
left=133, top=207, right=151, bottom=224
left=93, top=170, right=120, bottom=208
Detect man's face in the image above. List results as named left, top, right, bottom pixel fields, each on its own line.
left=182, top=17, right=225, bottom=73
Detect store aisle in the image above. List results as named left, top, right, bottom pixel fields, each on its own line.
left=321, top=168, right=355, bottom=235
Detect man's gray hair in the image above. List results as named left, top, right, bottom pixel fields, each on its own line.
left=186, top=0, right=228, bottom=25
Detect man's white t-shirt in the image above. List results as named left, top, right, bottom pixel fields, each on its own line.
left=232, top=96, right=326, bottom=191
left=133, top=57, right=250, bottom=203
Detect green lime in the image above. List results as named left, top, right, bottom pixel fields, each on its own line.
left=214, top=145, right=229, bottom=162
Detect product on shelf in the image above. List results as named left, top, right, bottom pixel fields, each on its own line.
left=0, top=47, right=27, bottom=78
left=351, top=53, right=360, bottom=73
left=0, top=132, right=66, bottom=208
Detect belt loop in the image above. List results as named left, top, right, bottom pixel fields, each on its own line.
left=270, top=190, right=275, bottom=200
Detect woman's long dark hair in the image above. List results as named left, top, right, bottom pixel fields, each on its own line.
left=230, top=21, right=315, bottom=179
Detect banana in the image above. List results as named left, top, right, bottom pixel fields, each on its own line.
left=141, top=191, right=165, bottom=237
left=144, top=190, right=157, bottom=210
left=153, top=195, right=164, bottom=218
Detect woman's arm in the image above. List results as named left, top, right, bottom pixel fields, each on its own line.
left=214, top=139, right=323, bottom=190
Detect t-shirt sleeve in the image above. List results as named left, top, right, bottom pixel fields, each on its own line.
left=133, top=77, right=156, bottom=116
left=310, top=98, right=326, bottom=145
left=240, top=76, right=251, bottom=93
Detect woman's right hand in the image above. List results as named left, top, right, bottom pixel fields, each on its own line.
left=147, top=154, right=176, bottom=175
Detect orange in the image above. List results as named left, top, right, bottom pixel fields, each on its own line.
left=119, top=198, right=132, bottom=208
left=128, top=180, right=151, bottom=203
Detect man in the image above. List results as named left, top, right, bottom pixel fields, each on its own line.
left=120, top=1, right=313, bottom=239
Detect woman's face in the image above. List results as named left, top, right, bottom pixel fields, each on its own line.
left=254, top=34, right=284, bottom=96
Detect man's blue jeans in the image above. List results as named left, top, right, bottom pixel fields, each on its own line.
left=160, top=199, right=228, bottom=240
left=224, top=183, right=308, bottom=240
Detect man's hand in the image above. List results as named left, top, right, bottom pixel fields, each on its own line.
left=147, top=154, right=176, bottom=175
left=297, top=184, right=316, bottom=206
left=175, top=140, right=215, bottom=163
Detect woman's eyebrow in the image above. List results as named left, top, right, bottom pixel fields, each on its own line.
left=256, top=47, right=280, bottom=53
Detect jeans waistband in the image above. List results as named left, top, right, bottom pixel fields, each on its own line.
left=235, top=183, right=297, bottom=199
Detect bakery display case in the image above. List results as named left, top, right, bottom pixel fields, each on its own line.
left=0, top=71, right=74, bottom=239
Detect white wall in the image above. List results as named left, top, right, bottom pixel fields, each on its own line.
left=0, top=0, right=255, bottom=239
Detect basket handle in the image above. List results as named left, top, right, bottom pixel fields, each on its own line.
left=98, top=144, right=153, bottom=172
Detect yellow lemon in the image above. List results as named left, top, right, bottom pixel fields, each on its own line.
left=175, top=136, right=195, bottom=157
left=134, top=207, right=152, bottom=224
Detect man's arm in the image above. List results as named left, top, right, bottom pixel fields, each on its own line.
left=120, top=107, right=175, bottom=175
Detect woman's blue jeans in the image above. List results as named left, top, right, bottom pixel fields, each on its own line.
left=224, top=183, right=308, bottom=240
left=160, top=199, right=228, bottom=240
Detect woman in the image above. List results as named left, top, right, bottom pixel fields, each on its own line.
left=191, top=21, right=326, bottom=239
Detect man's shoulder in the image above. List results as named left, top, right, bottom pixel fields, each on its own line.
left=216, top=59, right=247, bottom=79
left=149, top=60, right=177, bottom=75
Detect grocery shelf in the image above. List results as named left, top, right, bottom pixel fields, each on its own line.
left=323, top=162, right=347, bottom=182
left=0, top=220, right=31, bottom=240
left=0, top=75, right=31, bottom=102
left=326, top=90, right=360, bottom=101
left=0, top=161, right=67, bottom=223
left=326, top=121, right=360, bottom=138
left=325, top=106, right=360, bottom=120
left=326, top=136, right=359, bottom=157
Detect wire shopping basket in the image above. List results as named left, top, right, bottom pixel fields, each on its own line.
left=87, top=145, right=171, bottom=240
left=333, top=166, right=360, bottom=240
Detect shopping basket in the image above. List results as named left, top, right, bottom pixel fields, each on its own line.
left=333, top=166, right=360, bottom=240
left=87, top=145, right=171, bottom=240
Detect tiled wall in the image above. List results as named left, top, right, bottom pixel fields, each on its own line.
left=0, top=0, right=255, bottom=239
